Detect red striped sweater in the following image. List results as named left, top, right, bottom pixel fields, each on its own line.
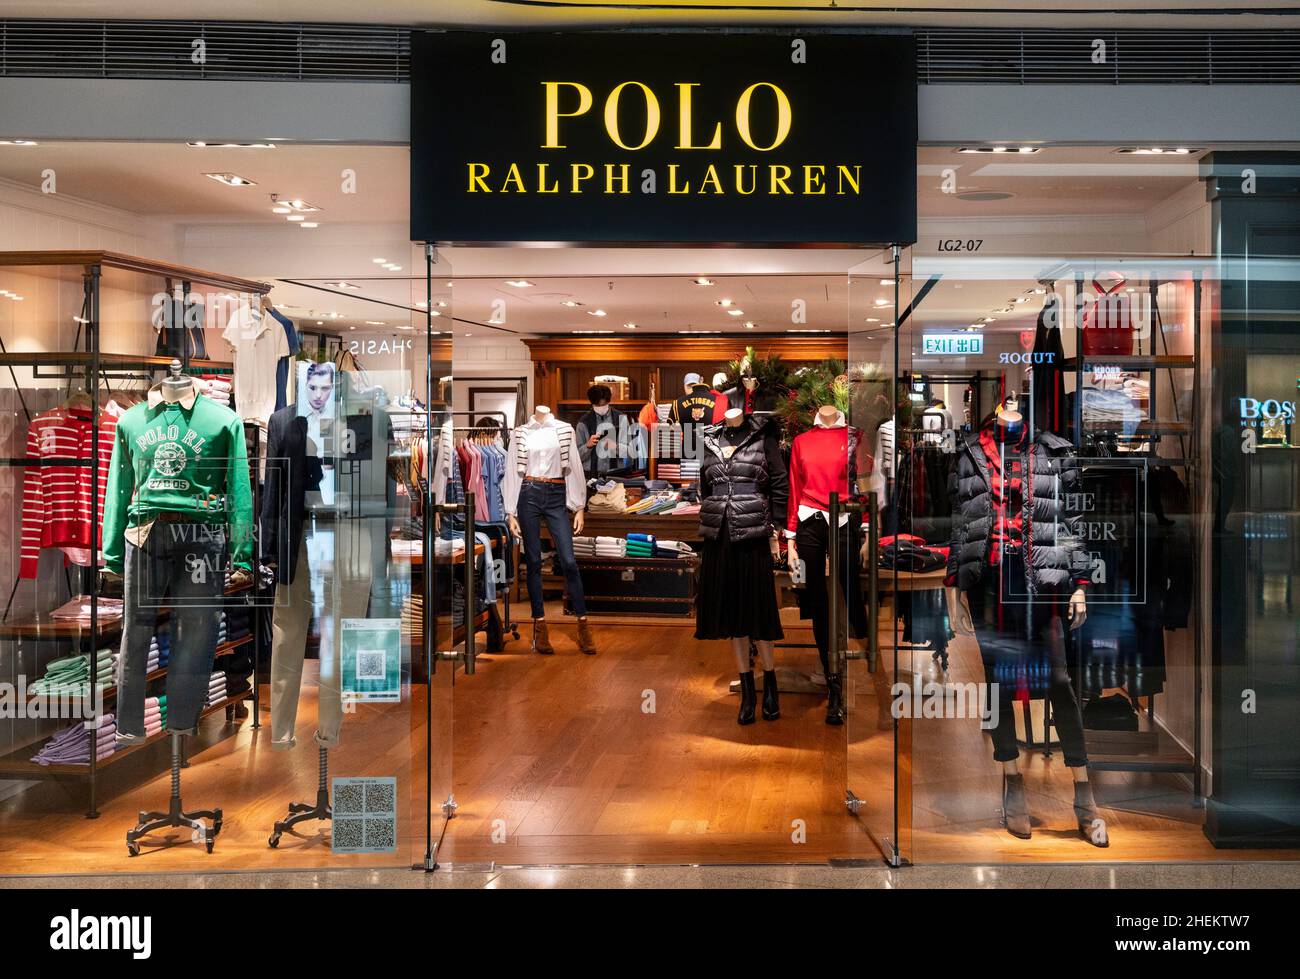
left=20, top=406, right=118, bottom=579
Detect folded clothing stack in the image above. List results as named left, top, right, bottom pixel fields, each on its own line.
left=656, top=463, right=681, bottom=481
left=678, top=459, right=701, bottom=482
left=206, top=671, right=227, bottom=707
left=587, top=481, right=627, bottom=514
left=223, top=607, right=252, bottom=643
left=143, top=695, right=166, bottom=737
left=49, top=595, right=124, bottom=622
left=572, top=536, right=598, bottom=558
left=654, top=539, right=696, bottom=559
left=626, top=533, right=655, bottom=559
left=195, top=374, right=233, bottom=407
left=668, top=501, right=701, bottom=515
left=627, top=492, right=682, bottom=515
left=29, top=653, right=93, bottom=696
left=94, top=648, right=114, bottom=687
left=594, top=536, right=626, bottom=558
left=31, top=714, right=117, bottom=766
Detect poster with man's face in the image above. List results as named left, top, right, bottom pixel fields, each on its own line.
left=297, top=361, right=339, bottom=506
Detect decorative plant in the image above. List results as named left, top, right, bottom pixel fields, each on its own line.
left=718, top=345, right=792, bottom=396
left=778, top=358, right=849, bottom=437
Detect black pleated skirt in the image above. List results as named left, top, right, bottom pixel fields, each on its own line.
left=694, top=522, right=784, bottom=641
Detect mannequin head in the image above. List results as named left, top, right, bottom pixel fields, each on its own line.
left=742, top=376, right=759, bottom=392
left=712, top=371, right=728, bottom=389
left=724, top=407, right=745, bottom=428
left=817, top=405, right=841, bottom=426
left=533, top=405, right=552, bottom=423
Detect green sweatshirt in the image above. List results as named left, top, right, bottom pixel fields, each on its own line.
left=102, top=394, right=254, bottom=574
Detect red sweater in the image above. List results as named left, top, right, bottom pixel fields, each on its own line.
left=786, top=424, right=871, bottom=533
left=20, top=406, right=118, bottom=578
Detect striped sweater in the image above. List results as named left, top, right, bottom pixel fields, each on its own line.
left=20, top=406, right=118, bottom=579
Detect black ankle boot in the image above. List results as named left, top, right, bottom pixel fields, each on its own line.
left=825, top=673, right=845, bottom=726
left=737, top=672, right=757, bottom=726
left=761, top=670, right=780, bottom=721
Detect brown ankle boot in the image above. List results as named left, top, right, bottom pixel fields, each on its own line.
left=532, top=619, right=554, bottom=655
left=576, top=617, right=598, bottom=655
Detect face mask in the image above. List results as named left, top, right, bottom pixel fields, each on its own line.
left=593, top=405, right=611, bottom=416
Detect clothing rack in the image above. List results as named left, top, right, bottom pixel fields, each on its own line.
left=0, top=251, right=266, bottom=817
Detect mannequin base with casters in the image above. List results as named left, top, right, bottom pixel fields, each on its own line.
left=126, top=732, right=222, bottom=857
left=269, top=744, right=332, bottom=848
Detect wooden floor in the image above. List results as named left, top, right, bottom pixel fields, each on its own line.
left=1, top=601, right=1295, bottom=873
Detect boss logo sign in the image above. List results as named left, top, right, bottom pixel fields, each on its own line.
left=1239, top=398, right=1296, bottom=427
left=411, top=31, right=917, bottom=245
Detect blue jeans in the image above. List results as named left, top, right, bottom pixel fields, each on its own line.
left=117, top=521, right=226, bottom=738
left=516, top=480, right=586, bottom=618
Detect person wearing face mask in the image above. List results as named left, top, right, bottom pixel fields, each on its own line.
left=576, top=384, right=639, bottom=479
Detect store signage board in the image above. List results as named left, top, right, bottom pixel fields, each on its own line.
left=410, top=31, right=917, bottom=246
left=922, top=334, right=983, bottom=356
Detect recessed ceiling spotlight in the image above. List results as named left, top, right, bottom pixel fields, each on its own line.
left=415, top=300, right=427, bottom=308
left=372, top=258, right=387, bottom=264
left=383, top=264, right=401, bottom=271
left=348, top=326, right=356, bottom=331
left=205, top=172, right=256, bottom=187
left=300, top=222, right=318, bottom=228
left=505, top=280, right=534, bottom=288
left=285, top=199, right=318, bottom=212
left=287, top=215, right=306, bottom=222
left=0, top=139, right=37, bottom=146
left=865, top=317, right=880, bottom=323
left=623, top=322, right=637, bottom=329
left=984, top=317, right=997, bottom=323
left=726, top=309, right=745, bottom=316
left=1034, top=288, right=1047, bottom=294
left=328, top=312, right=341, bottom=319
left=874, top=298, right=892, bottom=307
left=716, top=298, right=734, bottom=307
left=879, top=279, right=893, bottom=286
left=272, top=207, right=291, bottom=214
left=434, top=301, right=448, bottom=308
left=588, top=309, right=607, bottom=317
left=316, top=320, right=324, bottom=325
left=693, top=278, right=715, bottom=286
left=1116, top=147, right=1203, bottom=155
left=743, top=321, right=755, bottom=329
left=561, top=300, right=584, bottom=307
left=365, top=321, right=386, bottom=326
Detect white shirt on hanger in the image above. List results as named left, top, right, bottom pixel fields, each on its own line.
left=222, top=301, right=290, bottom=426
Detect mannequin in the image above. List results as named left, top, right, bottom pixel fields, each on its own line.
left=504, top=406, right=596, bottom=655
left=102, top=358, right=255, bottom=743
left=785, top=404, right=872, bottom=724
left=695, top=408, right=789, bottom=725
left=944, top=393, right=1108, bottom=847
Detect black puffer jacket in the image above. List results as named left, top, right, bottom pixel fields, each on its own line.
left=698, top=417, right=789, bottom=543
left=946, top=429, right=1091, bottom=594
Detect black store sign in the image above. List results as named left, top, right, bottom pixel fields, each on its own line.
left=410, top=31, right=917, bottom=246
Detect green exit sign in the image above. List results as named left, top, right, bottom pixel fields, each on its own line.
left=922, top=334, right=983, bottom=356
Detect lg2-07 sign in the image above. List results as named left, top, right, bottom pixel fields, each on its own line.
left=410, top=31, right=917, bottom=245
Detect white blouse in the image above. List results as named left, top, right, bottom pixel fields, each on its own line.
left=503, top=417, right=587, bottom=515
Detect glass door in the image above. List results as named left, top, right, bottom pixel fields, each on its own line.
left=845, top=248, right=913, bottom=865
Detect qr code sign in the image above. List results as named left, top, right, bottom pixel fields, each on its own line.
left=331, top=776, right=398, bottom=854
left=356, top=649, right=386, bottom=681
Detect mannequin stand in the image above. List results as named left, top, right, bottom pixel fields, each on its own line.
left=126, top=732, right=222, bottom=856
left=268, top=745, right=332, bottom=847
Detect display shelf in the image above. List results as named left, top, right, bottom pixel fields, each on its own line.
left=0, top=690, right=252, bottom=780
left=0, top=586, right=254, bottom=642
left=19, top=635, right=254, bottom=707
left=0, top=351, right=234, bottom=372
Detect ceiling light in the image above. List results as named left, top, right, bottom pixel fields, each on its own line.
left=316, top=320, right=324, bottom=325
left=286, top=199, right=318, bottom=212
left=1116, top=147, right=1203, bottom=155
left=693, top=278, right=715, bottom=286
left=984, top=317, right=997, bottom=323
left=571, top=329, right=614, bottom=334
left=9, top=295, right=22, bottom=301
left=365, top=321, right=386, bottom=326
left=1013, top=297, right=1030, bottom=304
left=865, top=317, right=880, bottom=323
left=348, top=326, right=356, bottom=331
left=561, top=300, right=583, bottom=307
left=1033, top=288, right=1047, bottom=294
left=287, top=215, right=305, bottom=222
left=205, top=172, right=256, bottom=187
left=623, top=322, right=637, bottom=329
left=416, top=301, right=427, bottom=308
left=879, top=279, right=893, bottom=286
left=717, top=298, right=734, bottom=307
left=300, top=222, right=318, bottom=228
left=328, top=312, right=341, bottom=319
left=957, top=146, right=1039, bottom=154
left=431, top=310, right=441, bottom=317
left=588, top=309, right=607, bottom=317
left=505, top=280, right=534, bottom=288
left=743, top=321, right=755, bottom=329
left=0, top=139, right=37, bottom=146
left=874, top=298, right=892, bottom=307
left=373, top=258, right=387, bottom=264
left=727, top=309, right=745, bottom=316
left=272, top=207, right=291, bottom=214
left=386, top=265, right=403, bottom=272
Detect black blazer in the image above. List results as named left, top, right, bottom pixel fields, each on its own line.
left=260, top=406, right=320, bottom=585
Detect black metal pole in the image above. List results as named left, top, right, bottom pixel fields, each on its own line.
left=422, top=243, right=437, bottom=872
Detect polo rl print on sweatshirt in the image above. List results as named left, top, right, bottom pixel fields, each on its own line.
left=102, top=391, right=254, bottom=574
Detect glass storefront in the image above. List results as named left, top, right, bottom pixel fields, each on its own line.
left=0, top=135, right=1297, bottom=876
